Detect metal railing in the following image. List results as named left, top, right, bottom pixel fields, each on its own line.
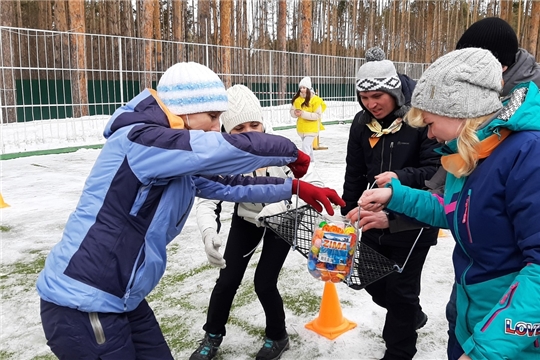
left=0, top=26, right=429, bottom=154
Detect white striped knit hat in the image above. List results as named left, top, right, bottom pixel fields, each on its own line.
left=221, top=85, right=264, bottom=133
left=157, top=62, right=228, bottom=115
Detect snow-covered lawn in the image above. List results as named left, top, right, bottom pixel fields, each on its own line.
left=0, top=124, right=453, bottom=359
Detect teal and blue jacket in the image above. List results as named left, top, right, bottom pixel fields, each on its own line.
left=386, top=82, right=540, bottom=359
left=37, top=89, right=301, bottom=314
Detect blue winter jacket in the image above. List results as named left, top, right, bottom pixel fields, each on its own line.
left=37, top=89, right=301, bottom=313
left=385, top=82, right=540, bottom=359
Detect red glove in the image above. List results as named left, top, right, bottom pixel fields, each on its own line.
left=287, top=150, right=311, bottom=178
left=292, top=179, right=346, bottom=215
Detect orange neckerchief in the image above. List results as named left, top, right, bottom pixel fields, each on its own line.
left=148, top=89, right=185, bottom=129
left=441, top=128, right=512, bottom=176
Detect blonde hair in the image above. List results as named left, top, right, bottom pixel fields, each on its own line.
left=406, top=107, right=493, bottom=177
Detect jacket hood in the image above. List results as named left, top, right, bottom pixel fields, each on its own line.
left=482, top=81, right=540, bottom=135
left=103, top=89, right=185, bottom=139
left=502, top=48, right=540, bottom=96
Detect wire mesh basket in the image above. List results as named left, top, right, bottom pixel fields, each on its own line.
left=260, top=205, right=398, bottom=290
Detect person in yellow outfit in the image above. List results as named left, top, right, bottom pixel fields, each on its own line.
left=290, top=76, right=327, bottom=162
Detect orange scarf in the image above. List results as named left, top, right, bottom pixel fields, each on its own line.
left=441, top=128, right=512, bottom=176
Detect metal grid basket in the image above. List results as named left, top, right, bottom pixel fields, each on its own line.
left=260, top=205, right=398, bottom=290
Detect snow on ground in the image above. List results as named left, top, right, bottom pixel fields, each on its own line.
left=0, top=124, right=453, bottom=359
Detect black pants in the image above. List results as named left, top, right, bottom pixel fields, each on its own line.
left=203, top=212, right=290, bottom=341
left=362, top=235, right=432, bottom=360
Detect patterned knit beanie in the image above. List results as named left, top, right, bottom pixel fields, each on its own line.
left=221, top=85, right=264, bottom=133
left=157, top=62, right=228, bottom=115
left=456, top=17, right=518, bottom=67
left=412, top=48, right=503, bottom=118
left=356, top=47, right=405, bottom=107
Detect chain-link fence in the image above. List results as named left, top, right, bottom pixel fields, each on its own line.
left=0, top=26, right=428, bottom=154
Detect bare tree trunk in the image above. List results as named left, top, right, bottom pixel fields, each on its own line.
left=53, top=0, right=69, bottom=69
left=425, top=1, right=434, bottom=63
left=140, top=0, right=155, bottom=89
left=277, top=0, right=287, bottom=101
left=331, top=0, right=338, bottom=56
left=212, top=0, right=219, bottom=45
left=153, top=0, right=162, bottom=67
left=198, top=0, right=210, bottom=44
left=121, top=0, right=134, bottom=37
left=220, top=0, right=232, bottom=88
left=368, top=0, right=375, bottom=48
left=529, top=1, right=540, bottom=57
left=350, top=0, right=358, bottom=58
left=38, top=0, right=51, bottom=30
left=68, top=0, right=88, bottom=117
left=300, top=0, right=312, bottom=74
left=0, top=1, right=16, bottom=123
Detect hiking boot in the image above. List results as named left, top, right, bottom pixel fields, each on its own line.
left=415, top=311, right=428, bottom=330
left=255, top=336, right=290, bottom=360
left=189, top=333, right=223, bottom=360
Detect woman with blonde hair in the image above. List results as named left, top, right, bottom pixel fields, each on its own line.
left=357, top=47, right=540, bottom=360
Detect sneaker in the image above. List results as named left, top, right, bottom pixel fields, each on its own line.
left=255, top=336, right=290, bottom=360
left=415, top=311, right=428, bottom=330
left=189, top=333, right=223, bottom=360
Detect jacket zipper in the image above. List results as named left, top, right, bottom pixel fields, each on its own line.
left=379, top=137, right=386, bottom=174
left=176, top=196, right=194, bottom=227
left=123, top=245, right=145, bottom=310
left=454, top=189, right=474, bottom=286
left=462, top=189, right=473, bottom=243
left=481, top=283, right=518, bottom=332
left=89, top=312, right=106, bottom=345
left=388, top=142, right=394, bottom=171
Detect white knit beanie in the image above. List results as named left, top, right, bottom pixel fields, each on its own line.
left=412, top=48, right=503, bottom=118
left=221, top=84, right=264, bottom=133
left=299, top=76, right=312, bottom=90
left=356, top=49, right=405, bottom=107
left=156, top=62, right=228, bottom=115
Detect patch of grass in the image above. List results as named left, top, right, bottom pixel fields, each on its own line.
left=0, top=350, right=16, bottom=359
left=0, top=254, right=46, bottom=300
left=11, top=255, right=46, bottom=275
left=31, top=355, right=56, bottom=360
left=282, top=289, right=320, bottom=316
left=0, top=225, right=12, bottom=232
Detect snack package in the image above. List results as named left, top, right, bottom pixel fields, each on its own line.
left=307, top=216, right=358, bottom=283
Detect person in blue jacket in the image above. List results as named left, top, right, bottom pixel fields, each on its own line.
left=358, top=47, right=540, bottom=360
left=36, top=62, right=345, bottom=360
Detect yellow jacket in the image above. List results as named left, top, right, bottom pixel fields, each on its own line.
left=291, top=95, right=327, bottom=135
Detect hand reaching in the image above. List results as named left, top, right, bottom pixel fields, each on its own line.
left=346, top=207, right=389, bottom=231
left=292, top=179, right=345, bottom=215
left=374, top=171, right=398, bottom=187
left=202, top=228, right=226, bottom=269
left=358, top=187, right=393, bottom=212
left=287, top=150, right=311, bottom=178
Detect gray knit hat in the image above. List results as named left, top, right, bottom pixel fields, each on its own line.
left=356, top=47, right=405, bottom=108
left=221, top=84, right=264, bottom=133
left=412, top=48, right=503, bottom=118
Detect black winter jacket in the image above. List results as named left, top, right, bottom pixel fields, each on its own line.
left=342, top=74, right=441, bottom=247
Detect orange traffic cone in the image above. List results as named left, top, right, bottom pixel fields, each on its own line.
left=0, top=193, right=9, bottom=208
left=305, top=282, right=357, bottom=340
